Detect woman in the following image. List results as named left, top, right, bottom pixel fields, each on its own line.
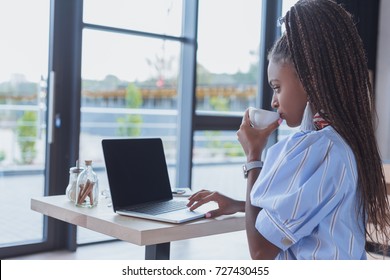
left=187, top=0, right=390, bottom=259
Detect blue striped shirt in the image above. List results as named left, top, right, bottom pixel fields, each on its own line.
left=251, top=126, right=366, bottom=259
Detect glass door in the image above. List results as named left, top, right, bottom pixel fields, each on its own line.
left=0, top=0, right=50, bottom=254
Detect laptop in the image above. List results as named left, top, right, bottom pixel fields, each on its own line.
left=102, top=138, right=207, bottom=223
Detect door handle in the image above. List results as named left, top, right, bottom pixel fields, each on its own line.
left=48, top=71, right=55, bottom=144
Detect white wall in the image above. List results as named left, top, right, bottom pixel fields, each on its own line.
left=375, top=0, right=390, bottom=161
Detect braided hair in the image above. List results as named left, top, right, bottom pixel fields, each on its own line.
left=270, top=0, right=390, bottom=252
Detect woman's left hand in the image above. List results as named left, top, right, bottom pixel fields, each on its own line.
left=187, top=190, right=244, bottom=218
left=237, top=109, right=280, bottom=162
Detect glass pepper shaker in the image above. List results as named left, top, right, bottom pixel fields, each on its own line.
left=65, top=165, right=84, bottom=203
left=75, top=160, right=99, bottom=208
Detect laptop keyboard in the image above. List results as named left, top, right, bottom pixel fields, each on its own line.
left=125, top=200, right=188, bottom=216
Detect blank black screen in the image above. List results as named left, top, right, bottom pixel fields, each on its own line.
left=102, top=138, right=173, bottom=211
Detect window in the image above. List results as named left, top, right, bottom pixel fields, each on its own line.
left=83, top=0, right=183, bottom=36
left=192, top=130, right=246, bottom=200
left=0, top=0, right=50, bottom=248
left=78, top=0, right=184, bottom=244
left=196, top=0, right=262, bottom=115
left=192, top=0, right=263, bottom=190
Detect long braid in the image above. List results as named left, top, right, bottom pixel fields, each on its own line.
left=273, top=0, right=390, bottom=251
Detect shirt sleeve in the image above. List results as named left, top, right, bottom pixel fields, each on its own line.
left=250, top=130, right=356, bottom=251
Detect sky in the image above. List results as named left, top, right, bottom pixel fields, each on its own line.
left=0, top=0, right=297, bottom=83
left=82, top=0, right=264, bottom=81
left=0, top=0, right=50, bottom=82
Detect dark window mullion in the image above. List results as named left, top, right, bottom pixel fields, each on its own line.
left=45, top=0, right=84, bottom=251
left=83, top=23, right=189, bottom=43
left=194, top=115, right=242, bottom=131
left=176, top=0, right=198, bottom=188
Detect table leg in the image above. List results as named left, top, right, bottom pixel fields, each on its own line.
left=145, top=242, right=170, bottom=260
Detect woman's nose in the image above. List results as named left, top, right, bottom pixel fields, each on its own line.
left=271, top=94, right=279, bottom=109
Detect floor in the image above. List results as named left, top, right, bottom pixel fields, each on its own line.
left=8, top=231, right=251, bottom=260
left=7, top=230, right=389, bottom=260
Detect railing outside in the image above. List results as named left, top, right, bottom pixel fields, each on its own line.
left=0, top=104, right=247, bottom=172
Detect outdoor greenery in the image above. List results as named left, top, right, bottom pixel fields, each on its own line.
left=223, top=142, right=245, bottom=157
left=16, top=111, right=37, bottom=164
left=0, top=150, right=5, bottom=162
left=205, top=89, right=244, bottom=158
left=116, top=83, right=143, bottom=137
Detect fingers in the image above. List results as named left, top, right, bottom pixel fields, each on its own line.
left=240, top=115, right=280, bottom=136
left=187, top=190, right=212, bottom=210
left=187, top=198, right=210, bottom=211
left=187, top=189, right=208, bottom=202
left=187, top=190, right=234, bottom=219
left=187, top=190, right=220, bottom=212
left=205, top=209, right=224, bottom=218
left=241, top=108, right=251, bottom=125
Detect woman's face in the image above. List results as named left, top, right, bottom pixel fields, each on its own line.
left=268, top=59, right=308, bottom=127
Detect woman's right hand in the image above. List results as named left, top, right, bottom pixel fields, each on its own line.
left=186, top=190, right=245, bottom=218
left=237, top=109, right=280, bottom=162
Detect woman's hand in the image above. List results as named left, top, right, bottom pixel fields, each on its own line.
left=237, top=109, right=280, bottom=162
left=186, top=190, right=245, bottom=218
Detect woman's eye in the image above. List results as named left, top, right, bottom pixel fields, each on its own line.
left=272, top=87, right=281, bottom=93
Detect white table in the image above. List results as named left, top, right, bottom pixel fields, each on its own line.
left=31, top=195, right=245, bottom=259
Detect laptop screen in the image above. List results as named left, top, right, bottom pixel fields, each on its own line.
left=102, top=138, right=173, bottom=211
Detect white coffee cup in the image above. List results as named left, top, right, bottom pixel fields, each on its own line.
left=248, top=107, right=280, bottom=129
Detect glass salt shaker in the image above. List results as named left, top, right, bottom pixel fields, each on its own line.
left=65, top=166, right=84, bottom=203
left=75, top=160, right=99, bottom=208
